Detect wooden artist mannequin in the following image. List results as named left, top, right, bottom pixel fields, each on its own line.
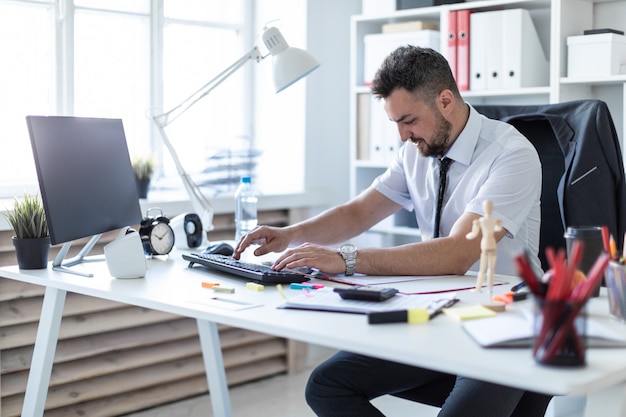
left=466, top=199, right=502, bottom=294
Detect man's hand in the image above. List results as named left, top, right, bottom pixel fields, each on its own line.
left=271, top=243, right=346, bottom=274
left=233, top=225, right=292, bottom=259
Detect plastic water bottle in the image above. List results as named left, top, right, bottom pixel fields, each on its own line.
left=234, top=176, right=258, bottom=241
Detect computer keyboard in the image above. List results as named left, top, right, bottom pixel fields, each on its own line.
left=182, top=252, right=310, bottom=284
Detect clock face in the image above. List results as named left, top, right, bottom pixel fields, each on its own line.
left=150, top=222, right=174, bottom=255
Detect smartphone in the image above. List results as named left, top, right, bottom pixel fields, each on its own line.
left=334, top=286, right=398, bottom=301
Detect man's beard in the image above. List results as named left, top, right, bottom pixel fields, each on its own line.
left=412, top=111, right=452, bottom=157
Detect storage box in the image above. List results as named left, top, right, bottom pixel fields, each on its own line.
left=567, top=33, right=626, bottom=77
left=364, top=30, right=440, bottom=85
left=361, top=0, right=396, bottom=15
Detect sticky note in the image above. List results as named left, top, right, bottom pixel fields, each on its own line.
left=443, top=305, right=497, bottom=321
left=213, top=286, right=235, bottom=293
left=202, top=282, right=220, bottom=289
left=246, top=282, right=264, bottom=291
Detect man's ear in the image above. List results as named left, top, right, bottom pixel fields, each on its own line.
left=438, top=89, right=454, bottom=112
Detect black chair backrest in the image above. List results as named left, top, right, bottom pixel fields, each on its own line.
left=509, top=117, right=566, bottom=271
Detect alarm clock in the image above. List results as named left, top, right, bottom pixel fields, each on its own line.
left=139, top=208, right=175, bottom=255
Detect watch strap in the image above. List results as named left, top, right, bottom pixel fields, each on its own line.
left=338, top=244, right=357, bottom=276
left=345, top=256, right=356, bottom=276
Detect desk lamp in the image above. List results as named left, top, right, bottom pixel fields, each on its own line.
left=152, top=26, right=320, bottom=234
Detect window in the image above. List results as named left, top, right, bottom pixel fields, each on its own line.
left=73, top=2, right=151, bottom=160
left=160, top=3, right=250, bottom=191
left=0, top=1, right=55, bottom=196
left=0, top=0, right=307, bottom=199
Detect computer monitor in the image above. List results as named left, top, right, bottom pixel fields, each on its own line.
left=26, top=115, right=143, bottom=276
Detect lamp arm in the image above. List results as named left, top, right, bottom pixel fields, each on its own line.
left=153, top=46, right=265, bottom=128
left=147, top=27, right=319, bottom=237
left=151, top=46, right=265, bottom=233
left=154, top=123, right=215, bottom=232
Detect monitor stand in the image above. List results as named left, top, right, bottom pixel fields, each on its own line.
left=52, top=234, right=104, bottom=277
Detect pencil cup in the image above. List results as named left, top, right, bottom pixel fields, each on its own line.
left=533, top=298, right=587, bottom=367
left=564, top=226, right=604, bottom=297
left=605, top=261, right=626, bottom=323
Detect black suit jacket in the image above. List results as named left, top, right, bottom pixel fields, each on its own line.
left=474, top=100, right=626, bottom=267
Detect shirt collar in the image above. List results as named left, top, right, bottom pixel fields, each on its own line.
left=443, top=103, right=481, bottom=166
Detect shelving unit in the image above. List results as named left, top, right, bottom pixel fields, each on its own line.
left=350, top=0, right=626, bottom=244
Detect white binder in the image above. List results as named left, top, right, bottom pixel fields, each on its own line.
left=369, top=96, right=388, bottom=164
left=471, top=9, right=548, bottom=91
left=369, top=96, right=400, bottom=165
left=485, top=10, right=503, bottom=90
left=501, top=9, right=549, bottom=89
left=469, top=12, right=488, bottom=91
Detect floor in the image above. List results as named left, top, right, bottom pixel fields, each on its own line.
left=122, top=346, right=438, bottom=417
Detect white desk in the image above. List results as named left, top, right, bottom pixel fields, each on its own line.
left=2, top=254, right=626, bottom=417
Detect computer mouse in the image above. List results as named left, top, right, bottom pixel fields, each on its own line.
left=203, top=242, right=234, bottom=256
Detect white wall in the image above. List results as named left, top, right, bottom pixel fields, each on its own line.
left=305, top=0, right=361, bottom=209
left=254, top=0, right=360, bottom=210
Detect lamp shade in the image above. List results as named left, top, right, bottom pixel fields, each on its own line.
left=262, top=27, right=320, bottom=93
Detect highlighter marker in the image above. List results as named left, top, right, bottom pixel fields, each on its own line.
left=290, top=282, right=325, bottom=290
left=290, top=283, right=315, bottom=290
left=367, top=308, right=429, bottom=325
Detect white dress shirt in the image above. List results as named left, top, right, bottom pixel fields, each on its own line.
left=373, top=104, right=542, bottom=276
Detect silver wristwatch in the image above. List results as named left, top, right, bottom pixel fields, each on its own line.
left=338, top=243, right=357, bottom=276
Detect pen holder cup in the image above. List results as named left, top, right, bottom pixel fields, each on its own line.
left=564, top=226, right=605, bottom=297
left=533, top=298, right=587, bottom=367
left=605, top=261, right=626, bottom=323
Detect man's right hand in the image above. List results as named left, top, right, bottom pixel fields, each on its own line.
left=232, top=225, right=292, bottom=260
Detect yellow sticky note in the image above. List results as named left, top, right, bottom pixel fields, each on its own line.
left=443, top=305, right=497, bottom=321
left=246, top=282, right=264, bottom=291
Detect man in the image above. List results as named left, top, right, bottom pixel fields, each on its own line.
left=235, top=46, right=549, bottom=416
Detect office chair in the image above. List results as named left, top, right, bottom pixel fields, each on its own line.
left=474, top=99, right=626, bottom=417
left=474, top=100, right=626, bottom=272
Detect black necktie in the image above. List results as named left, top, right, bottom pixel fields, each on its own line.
left=433, top=157, right=452, bottom=238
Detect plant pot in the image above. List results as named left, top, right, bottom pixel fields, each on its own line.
left=135, top=178, right=151, bottom=199
left=12, top=236, right=51, bottom=269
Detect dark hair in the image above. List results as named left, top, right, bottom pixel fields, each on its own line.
left=371, top=46, right=460, bottom=105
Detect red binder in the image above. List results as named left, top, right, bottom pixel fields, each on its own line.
left=447, top=10, right=458, bottom=82
left=456, top=9, right=471, bottom=91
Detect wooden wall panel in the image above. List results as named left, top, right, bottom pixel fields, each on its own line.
left=0, top=209, right=307, bottom=416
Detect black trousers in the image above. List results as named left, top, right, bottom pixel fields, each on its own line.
left=305, top=351, right=552, bottom=417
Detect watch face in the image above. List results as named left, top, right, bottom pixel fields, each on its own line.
left=150, top=222, right=174, bottom=255
left=341, top=243, right=357, bottom=256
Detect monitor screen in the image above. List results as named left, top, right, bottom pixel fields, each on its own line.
left=26, top=115, right=143, bottom=246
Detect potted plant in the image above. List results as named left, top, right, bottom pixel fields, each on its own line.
left=132, top=156, right=154, bottom=199
left=5, top=193, right=50, bottom=269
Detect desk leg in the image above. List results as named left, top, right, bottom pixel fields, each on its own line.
left=197, top=319, right=233, bottom=417
left=584, top=383, right=626, bottom=417
left=21, top=287, right=67, bottom=417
